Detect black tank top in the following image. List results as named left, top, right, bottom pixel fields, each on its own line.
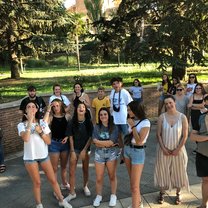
left=51, top=116, right=68, bottom=141
left=73, top=95, right=81, bottom=108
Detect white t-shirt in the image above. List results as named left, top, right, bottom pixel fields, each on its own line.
left=129, top=86, right=143, bottom=99
left=110, top=88, right=133, bottom=124
left=129, top=119, right=151, bottom=144
left=49, top=94, right=71, bottom=106
left=17, top=120, right=51, bottom=160
left=186, top=83, right=197, bottom=98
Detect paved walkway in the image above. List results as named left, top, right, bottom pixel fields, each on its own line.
left=0, top=124, right=203, bottom=208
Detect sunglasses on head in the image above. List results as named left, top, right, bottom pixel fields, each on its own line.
left=176, top=88, right=183, bottom=91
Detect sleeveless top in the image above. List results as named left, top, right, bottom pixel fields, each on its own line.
left=51, top=116, right=68, bottom=141
left=73, top=95, right=81, bottom=108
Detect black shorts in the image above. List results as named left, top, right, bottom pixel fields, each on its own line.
left=196, top=152, right=208, bottom=177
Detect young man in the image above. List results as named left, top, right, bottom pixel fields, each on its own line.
left=19, top=85, right=46, bottom=119
left=110, top=77, right=133, bottom=138
left=91, top=87, right=110, bottom=124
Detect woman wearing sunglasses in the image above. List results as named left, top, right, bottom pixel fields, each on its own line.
left=186, top=73, right=198, bottom=98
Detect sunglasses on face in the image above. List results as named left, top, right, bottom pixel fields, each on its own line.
left=196, top=87, right=202, bottom=90
left=176, top=88, right=183, bottom=91
left=189, top=76, right=195, bottom=79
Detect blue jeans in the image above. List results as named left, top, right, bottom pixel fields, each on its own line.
left=0, top=139, right=4, bottom=165
left=116, top=124, right=129, bottom=136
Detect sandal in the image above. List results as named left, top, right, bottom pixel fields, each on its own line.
left=175, top=193, right=182, bottom=205
left=0, top=164, right=6, bottom=173
left=158, top=192, right=165, bottom=204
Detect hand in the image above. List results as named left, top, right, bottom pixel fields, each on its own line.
left=61, top=137, right=68, bottom=144
left=127, top=118, right=134, bottom=129
left=47, top=104, right=52, bottom=113
left=162, top=147, right=172, bottom=156
left=171, top=148, right=180, bottom=156
left=35, top=124, right=42, bottom=134
left=24, top=109, right=34, bottom=123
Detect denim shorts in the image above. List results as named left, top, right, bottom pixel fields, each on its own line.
left=94, top=147, right=120, bottom=164
left=24, top=156, right=49, bottom=164
left=48, top=139, right=69, bottom=153
left=124, top=145, right=145, bottom=165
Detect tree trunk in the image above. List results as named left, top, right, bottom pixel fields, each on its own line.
left=11, top=57, right=20, bottom=79
left=172, top=66, right=186, bottom=80
left=75, top=34, right=80, bottom=71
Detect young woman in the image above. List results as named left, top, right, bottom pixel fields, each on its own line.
left=72, top=82, right=91, bottom=109
left=65, top=102, right=93, bottom=202
left=186, top=73, right=198, bottom=98
left=49, top=83, right=71, bottom=112
left=188, top=83, right=207, bottom=131
left=17, top=101, right=72, bottom=208
left=44, top=99, right=71, bottom=196
left=92, top=108, right=120, bottom=207
left=174, top=83, right=189, bottom=117
left=129, top=79, right=143, bottom=103
left=124, top=101, right=151, bottom=208
left=157, top=74, right=171, bottom=116
left=168, top=77, right=180, bottom=95
left=154, top=95, right=189, bottom=205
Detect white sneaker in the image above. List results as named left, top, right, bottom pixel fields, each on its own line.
left=109, top=194, right=117, bottom=207
left=59, top=199, right=72, bottom=208
left=60, top=183, right=70, bottom=190
left=65, top=193, right=76, bottom=202
left=36, top=204, right=44, bottom=208
left=93, top=195, right=102, bottom=207
left=83, top=186, right=91, bottom=196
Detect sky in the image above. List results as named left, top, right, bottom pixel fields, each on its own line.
left=64, top=0, right=76, bottom=8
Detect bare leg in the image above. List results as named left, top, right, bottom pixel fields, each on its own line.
left=25, top=162, right=42, bottom=205
left=82, top=153, right=90, bottom=187
left=201, top=177, right=208, bottom=208
left=95, top=162, right=105, bottom=195
left=60, top=151, right=69, bottom=185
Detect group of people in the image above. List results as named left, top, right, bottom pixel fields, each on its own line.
left=16, top=74, right=208, bottom=208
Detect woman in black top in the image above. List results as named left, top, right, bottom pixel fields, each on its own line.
left=65, top=101, right=93, bottom=202
left=44, top=99, right=71, bottom=195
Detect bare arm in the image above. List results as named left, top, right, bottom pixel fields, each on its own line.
left=190, top=130, right=208, bottom=142
left=93, top=138, right=114, bottom=148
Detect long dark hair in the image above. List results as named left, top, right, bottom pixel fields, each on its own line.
left=128, top=101, right=147, bottom=120
left=22, top=100, right=40, bottom=122
left=73, top=82, right=84, bottom=93
left=98, top=107, right=115, bottom=134
left=132, top=78, right=142, bottom=87
left=188, top=73, right=198, bottom=84
left=72, top=101, right=92, bottom=135
left=194, top=83, right=207, bottom=95
left=51, top=98, right=66, bottom=115
left=162, top=74, right=171, bottom=89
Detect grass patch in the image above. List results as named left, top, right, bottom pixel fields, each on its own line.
left=0, top=63, right=207, bottom=103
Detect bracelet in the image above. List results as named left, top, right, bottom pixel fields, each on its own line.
left=39, top=131, right=44, bottom=136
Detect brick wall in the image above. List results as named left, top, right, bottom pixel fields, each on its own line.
left=0, top=86, right=159, bottom=155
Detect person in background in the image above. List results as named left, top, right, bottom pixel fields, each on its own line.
left=17, top=100, right=72, bottom=208
left=49, top=84, right=71, bottom=113
left=186, top=73, right=198, bottom=99
left=187, top=83, right=207, bottom=131
left=0, top=127, right=6, bottom=173
left=65, top=102, right=93, bottom=203
left=129, top=79, right=143, bottom=103
left=43, top=99, right=71, bottom=198
left=72, top=82, right=91, bottom=109
left=19, top=85, right=46, bottom=119
left=174, top=83, right=189, bottom=117
left=190, top=127, right=208, bottom=208
left=91, top=86, right=110, bottom=125
left=124, top=101, right=151, bottom=208
left=154, top=95, right=189, bottom=205
left=168, top=77, right=180, bottom=95
left=92, top=108, right=120, bottom=207
left=157, top=74, right=171, bottom=116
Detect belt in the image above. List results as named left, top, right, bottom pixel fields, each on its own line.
left=129, top=144, right=146, bottom=149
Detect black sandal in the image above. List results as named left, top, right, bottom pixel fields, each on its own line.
left=175, top=193, right=182, bottom=205
left=0, top=164, right=6, bottom=173
left=158, top=192, right=165, bottom=204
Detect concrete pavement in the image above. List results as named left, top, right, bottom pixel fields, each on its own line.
left=0, top=124, right=203, bottom=208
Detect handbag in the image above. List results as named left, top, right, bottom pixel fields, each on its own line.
left=124, top=119, right=145, bottom=146
left=196, top=141, right=208, bottom=157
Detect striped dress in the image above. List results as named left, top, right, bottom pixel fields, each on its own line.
left=154, top=113, right=190, bottom=191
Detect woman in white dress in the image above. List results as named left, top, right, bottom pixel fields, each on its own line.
left=154, top=95, right=189, bottom=205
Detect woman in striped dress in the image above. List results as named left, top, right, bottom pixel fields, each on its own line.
left=154, top=95, right=189, bottom=205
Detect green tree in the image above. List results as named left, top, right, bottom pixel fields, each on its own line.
left=104, top=0, right=208, bottom=79
left=0, top=0, right=72, bottom=79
